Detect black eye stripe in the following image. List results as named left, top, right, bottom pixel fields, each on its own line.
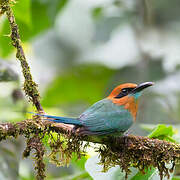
left=122, top=88, right=134, bottom=93
left=122, top=89, right=127, bottom=92
left=115, top=88, right=134, bottom=99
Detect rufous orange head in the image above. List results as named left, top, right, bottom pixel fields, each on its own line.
left=107, top=82, right=154, bottom=120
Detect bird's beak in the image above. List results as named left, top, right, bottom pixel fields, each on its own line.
left=132, top=82, right=154, bottom=93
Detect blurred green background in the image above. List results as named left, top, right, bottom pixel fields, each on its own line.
left=0, top=0, right=180, bottom=179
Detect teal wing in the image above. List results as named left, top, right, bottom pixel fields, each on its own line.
left=78, top=99, right=133, bottom=134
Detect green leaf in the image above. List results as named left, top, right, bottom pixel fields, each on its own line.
left=148, top=124, right=174, bottom=141
left=0, top=19, right=13, bottom=57
left=42, top=132, right=61, bottom=148
left=12, top=0, right=32, bottom=28
left=42, top=134, right=50, bottom=148
left=0, top=0, right=32, bottom=57
left=131, top=168, right=157, bottom=180
left=31, top=0, right=51, bottom=36
left=31, top=0, right=68, bottom=36
left=131, top=167, right=174, bottom=180
left=42, top=64, right=116, bottom=107
left=71, top=154, right=88, bottom=171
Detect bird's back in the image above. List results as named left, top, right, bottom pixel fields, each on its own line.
left=78, top=98, right=134, bottom=135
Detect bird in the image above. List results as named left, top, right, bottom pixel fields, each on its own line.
left=32, top=82, right=154, bottom=136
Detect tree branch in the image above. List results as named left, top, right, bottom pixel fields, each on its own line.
left=0, top=120, right=179, bottom=180
left=0, top=2, right=45, bottom=179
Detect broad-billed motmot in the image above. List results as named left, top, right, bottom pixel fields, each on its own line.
left=32, top=82, right=154, bottom=136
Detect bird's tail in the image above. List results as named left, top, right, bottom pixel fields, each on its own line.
left=29, top=112, right=82, bottom=126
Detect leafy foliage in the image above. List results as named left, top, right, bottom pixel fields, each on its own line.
left=148, top=124, right=175, bottom=142
left=0, top=0, right=68, bottom=57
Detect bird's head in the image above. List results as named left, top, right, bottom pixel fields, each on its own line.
left=107, top=82, right=154, bottom=120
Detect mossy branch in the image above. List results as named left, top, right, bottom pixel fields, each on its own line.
left=0, top=1, right=45, bottom=179
left=23, top=136, right=46, bottom=180
left=0, top=0, right=43, bottom=112
left=0, top=120, right=180, bottom=180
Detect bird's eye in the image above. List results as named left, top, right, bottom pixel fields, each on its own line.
left=115, top=88, right=134, bottom=98
left=122, top=89, right=128, bottom=94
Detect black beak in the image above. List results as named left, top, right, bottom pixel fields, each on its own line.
left=132, top=82, right=154, bottom=94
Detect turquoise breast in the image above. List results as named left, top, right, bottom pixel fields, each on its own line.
left=79, top=98, right=134, bottom=134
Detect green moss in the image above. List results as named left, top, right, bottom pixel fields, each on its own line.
left=0, top=120, right=180, bottom=180
left=98, top=135, right=180, bottom=180
left=46, top=130, right=88, bottom=167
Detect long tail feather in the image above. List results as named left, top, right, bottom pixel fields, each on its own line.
left=29, top=112, right=82, bottom=125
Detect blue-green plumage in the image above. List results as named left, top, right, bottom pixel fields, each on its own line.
left=32, top=99, right=133, bottom=135
left=78, top=99, right=133, bottom=134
